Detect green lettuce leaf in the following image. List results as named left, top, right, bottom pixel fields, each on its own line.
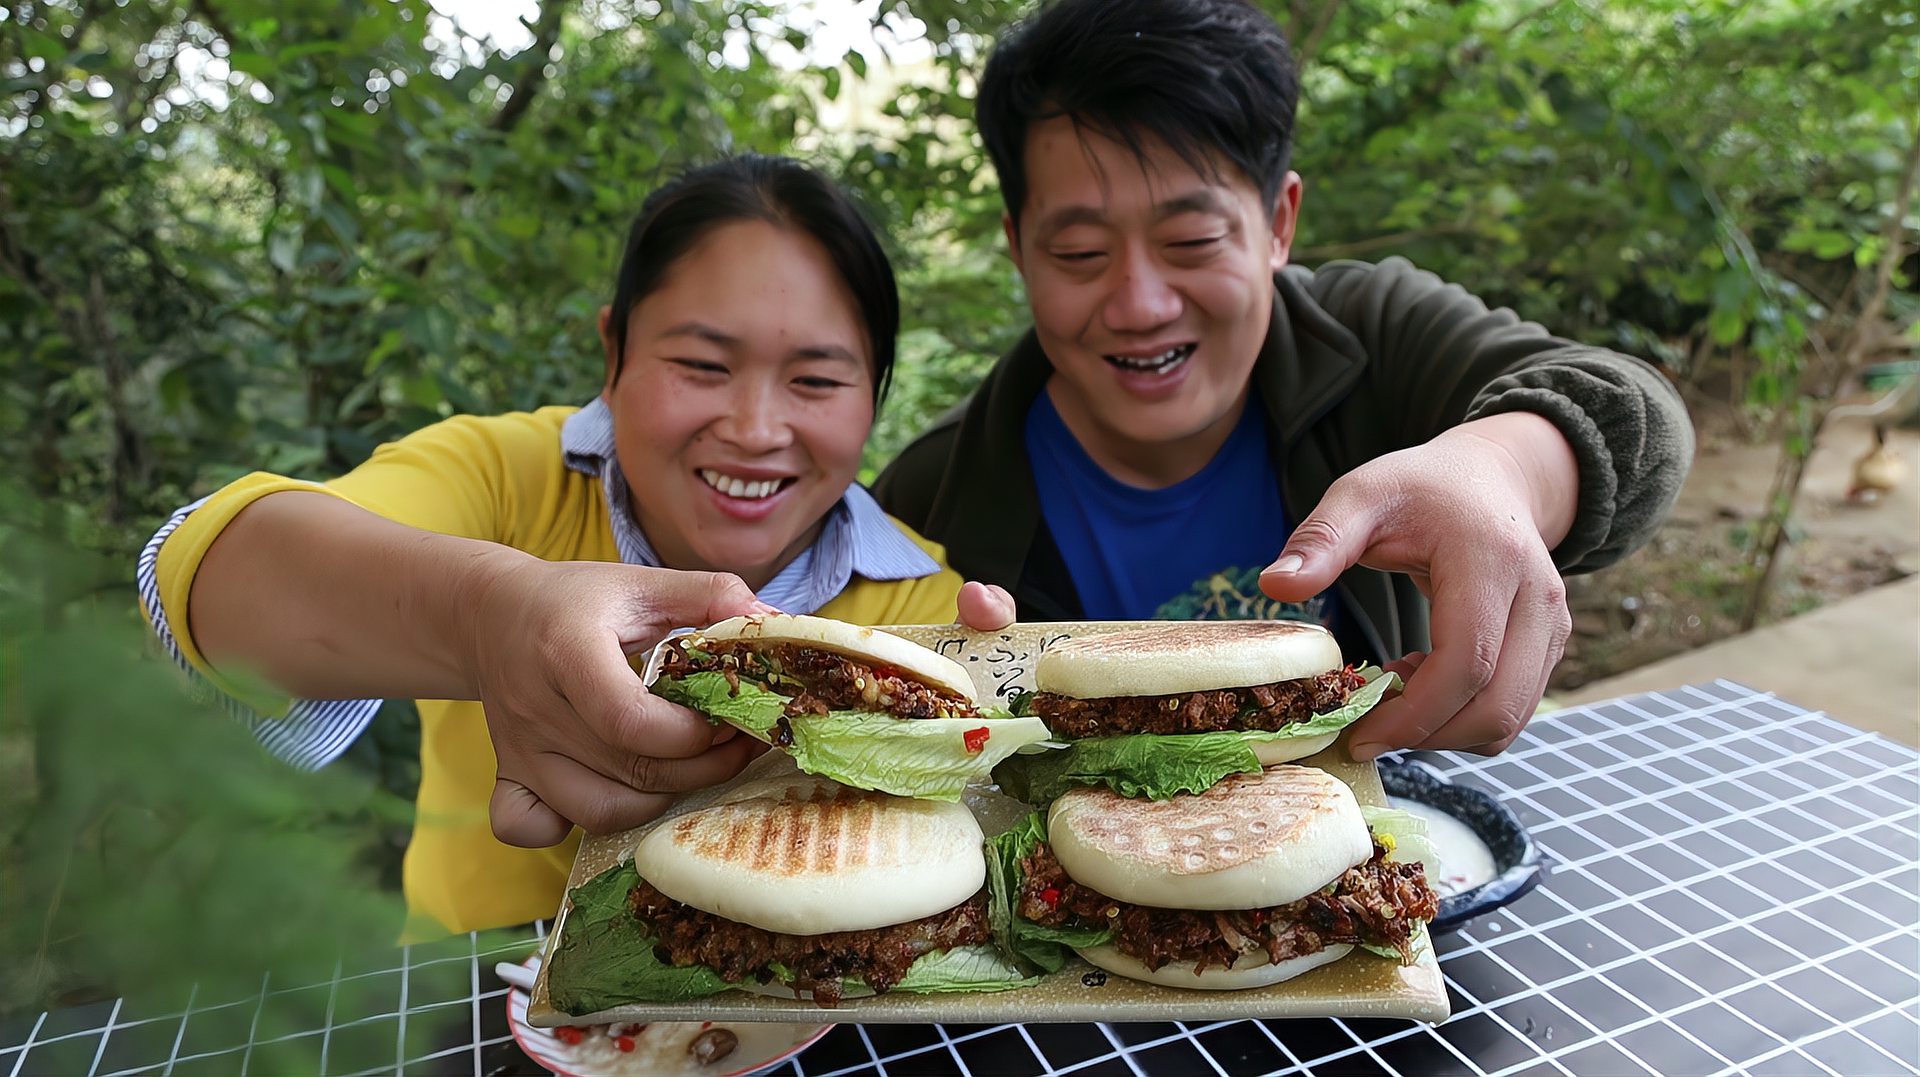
left=890, top=944, right=1037, bottom=993
left=654, top=671, right=1051, bottom=801
left=1355, top=808, right=1436, bottom=965
left=1361, top=922, right=1432, bottom=964
left=1360, top=804, right=1439, bottom=872
left=549, top=863, right=1034, bottom=1015
left=993, top=730, right=1254, bottom=804
left=995, top=668, right=1401, bottom=803
left=984, top=811, right=1114, bottom=973
left=548, top=862, right=734, bottom=1014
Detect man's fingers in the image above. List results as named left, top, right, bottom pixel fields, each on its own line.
left=1260, top=482, right=1383, bottom=603
left=489, top=777, right=577, bottom=849
left=1416, top=569, right=1567, bottom=753
left=1348, top=560, right=1514, bottom=760
left=955, top=581, right=1018, bottom=631
left=1381, top=650, right=1429, bottom=684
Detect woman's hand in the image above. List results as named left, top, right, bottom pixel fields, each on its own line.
left=467, top=559, right=772, bottom=847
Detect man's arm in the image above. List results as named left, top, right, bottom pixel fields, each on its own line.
left=1305, top=256, right=1692, bottom=573
left=1264, top=258, right=1691, bottom=757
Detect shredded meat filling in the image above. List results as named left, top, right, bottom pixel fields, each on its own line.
left=1017, top=841, right=1437, bottom=974
left=629, top=882, right=991, bottom=1008
left=658, top=638, right=976, bottom=720
left=1034, top=667, right=1367, bottom=738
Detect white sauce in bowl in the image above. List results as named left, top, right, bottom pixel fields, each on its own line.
left=1386, top=796, right=1499, bottom=898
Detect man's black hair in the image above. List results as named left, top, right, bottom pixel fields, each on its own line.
left=608, top=154, right=899, bottom=403
left=976, top=0, right=1300, bottom=229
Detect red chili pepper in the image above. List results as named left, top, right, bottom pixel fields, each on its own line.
left=1249, top=909, right=1269, bottom=928
left=614, top=1035, right=636, bottom=1053
left=963, top=726, right=991, bottom=754
left=870, top=664, right=902, bottom=681
left=1040, top=887, right=1062, bottom=909
left=555, top=1027, right=585, bottom=1045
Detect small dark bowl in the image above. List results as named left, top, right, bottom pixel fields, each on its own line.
left=1377, top=758, right=1547, bottom=934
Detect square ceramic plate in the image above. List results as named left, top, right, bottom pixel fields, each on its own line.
left=528, top=622, right=1450, bottom=1026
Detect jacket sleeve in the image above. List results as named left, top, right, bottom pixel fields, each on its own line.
left=1309, top=256, right=1694, bottom=574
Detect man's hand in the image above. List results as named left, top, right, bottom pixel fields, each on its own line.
left=955, top=580, right=1018, bottom=631
left=466, top=560, right=771, bottom=848
left=1259, top=413, right=1578, bottom=759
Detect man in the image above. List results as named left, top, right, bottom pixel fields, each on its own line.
left=875, top=0, right=1692, bottom=760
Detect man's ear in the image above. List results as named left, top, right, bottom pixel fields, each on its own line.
left=1002, top=211, right=1026, bottom=277
left=1269, top=171, right=1304, bottom=272
left=596, top=305, right=619, bottom=399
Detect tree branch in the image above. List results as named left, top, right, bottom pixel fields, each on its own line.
left=488, top=1, right=571, bottom=135
left=1295, top=224, right=1473, bottom=262
left=1294, top=0, right=1342, bottom=69
left=14, top=1, right=101, bottom=128
left=1839, top=124, right=1920, bottom=372
left=396, top=0, right=573, bottom=283
left=185, top=0, right=242, bottom=54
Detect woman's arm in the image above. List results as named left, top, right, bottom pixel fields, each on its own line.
left=171, top=487, right=766, bottom=848
left=190, top=490, right=524, bottom=700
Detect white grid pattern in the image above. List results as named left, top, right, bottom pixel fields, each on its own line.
left=3, top=683, right=1916, bottom=1077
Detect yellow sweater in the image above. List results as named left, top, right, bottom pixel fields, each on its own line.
left=150, top=407, right=970, bottom=936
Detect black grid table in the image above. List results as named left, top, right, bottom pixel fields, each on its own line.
left=4, top=681, right=1916, bottom=1076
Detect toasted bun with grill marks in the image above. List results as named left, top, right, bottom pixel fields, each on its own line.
left=676, top=613, right=976, bottom=701
left=1046, top=766, right=1370, bottom=910
left=1075, top=942, right=1355, bottom=990
left=1036, top=621, right=1342, bottom=698
left=631, top=772, right=984, bottom=935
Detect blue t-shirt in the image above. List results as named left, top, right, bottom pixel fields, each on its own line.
left=1025, top=390, right=1339, bottom=628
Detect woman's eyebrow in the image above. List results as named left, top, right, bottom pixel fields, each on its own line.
left=793, top=343, right=860, bottom=363
left=657, top=320, right=738, bottom=348
left=661, top=321, right=858, bottom=365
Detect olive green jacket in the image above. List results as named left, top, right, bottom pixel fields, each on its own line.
left=873, top=257, right=1693, bottom=662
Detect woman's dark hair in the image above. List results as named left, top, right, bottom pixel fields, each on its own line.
left=607, top=154, right=899, bottom=403
left=976, top=0, right=1300, bottom=230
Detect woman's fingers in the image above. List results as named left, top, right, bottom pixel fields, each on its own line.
left=495, top=756, right=681, bottom=840
left=489, top=776, right=585, bottom=848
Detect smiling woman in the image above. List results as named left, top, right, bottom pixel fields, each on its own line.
left=133, top=155, right=1008, bottom=938
left=606, top=219, right=877, bottom=588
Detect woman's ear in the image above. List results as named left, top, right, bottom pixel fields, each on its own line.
left=596, top=305, right=619, bottom=398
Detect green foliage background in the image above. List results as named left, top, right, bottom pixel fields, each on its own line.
left=1, top=0, right=1914, bottom=1068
